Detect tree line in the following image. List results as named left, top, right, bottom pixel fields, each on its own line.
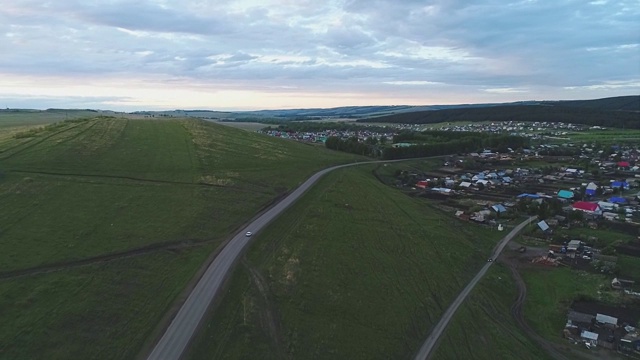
left=357, top=104, right=640, bottom=129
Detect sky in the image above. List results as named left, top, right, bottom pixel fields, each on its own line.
left=1, top=0, right=639, bottom=111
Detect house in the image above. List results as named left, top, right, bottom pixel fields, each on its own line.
left=618, top=161, right=631, bottom=168
left=608, top=197, right=627, bottom=204
left=459, top=181, right=472, bottom=188
left=416, top=180, right=429, bottom=189
left=572, top=202, right=602, bottom=215
left=491, top=204, right=508, bottom=213
left=581, top=330, right=599, bottom=346
left=598, top=201, right=617, bottom=211
left=612, top=181, right=630, bottom=190
left=585, top=182, right=598, bottom=197
left=557, top=190, right=574, bottom=199
left=596, top=313, right=618, bottom=327
left=567, top=240, right=583, bottom=252
left=517, top=193, right=541, bottom=199
left=431, top=187, right=452, bottom=194
left=567, top=310, right=595, bottom=324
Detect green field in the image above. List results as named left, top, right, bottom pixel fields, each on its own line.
left=618, top=255, right=640, bottom=282
left=0, top=116, right=359, bottom=359
left=434, top=265, right=551, bottom=360
left=522, top=268, right=619, bottom=341
left=566, top=129, right=640, bottom=144
left=0, top=109, right=101, bottom=129
left=188, top=165, right=506, bottom=359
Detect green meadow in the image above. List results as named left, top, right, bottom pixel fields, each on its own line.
left=0, top=116, right=358, bottom=359
left=188, top=165, right=506, bottom=359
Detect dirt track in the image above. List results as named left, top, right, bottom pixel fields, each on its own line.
left=502, top=257, right=605, bottom=360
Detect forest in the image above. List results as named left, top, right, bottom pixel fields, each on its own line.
left=358, top=102, right=640, bottom=129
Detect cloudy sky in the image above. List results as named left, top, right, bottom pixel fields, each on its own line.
left=1, top=0, right=639, bottom=111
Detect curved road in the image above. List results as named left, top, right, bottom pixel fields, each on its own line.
left=146, top=159, right=428, bottom=360
left=414, top=216, right=537, bottom=360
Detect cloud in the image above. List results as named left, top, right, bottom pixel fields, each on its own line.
left=0, top=0, right=638, bottom=110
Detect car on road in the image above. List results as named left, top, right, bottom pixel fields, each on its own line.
left=245, top=231, right=252, bottom=237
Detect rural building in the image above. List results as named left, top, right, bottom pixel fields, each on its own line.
left=611, top=181, right=630, bottom=190
left=581, top=330, right=599, bottom=345
left=557, top=190, right=574, bottom=199
left=596, top=313, right=618, bottom=327
left=585, top=182, right=598, bottom=196
left=608, top=197, right=627, bottom=204
left=597, top=201, right=617, bottom=211
left=567, top=240, right=583, bottom=252
left=491, top=204, right=507, bottom=213
left=572, top=202, right=602, bottom=215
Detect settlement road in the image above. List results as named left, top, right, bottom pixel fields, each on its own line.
left=146, top=158, right=431, bottom=360
left=414, top=215, right=537, bottom=360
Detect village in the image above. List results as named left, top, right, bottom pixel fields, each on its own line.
left=260, top=119, right=640, bottom=357
left=258, top=120, right=602, bottom=145
left=390, top=146, right=640, bottom=357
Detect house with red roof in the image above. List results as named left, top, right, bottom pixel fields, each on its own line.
left=618, top=161, right=631, bottom=169
left=572, top=201, right=602, bottom=216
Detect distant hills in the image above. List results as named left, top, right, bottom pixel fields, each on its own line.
left=357, top=96, right=640, bottom=129
left=128, top=95, right=638, bottom=123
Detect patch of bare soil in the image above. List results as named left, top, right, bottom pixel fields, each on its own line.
left=244, top=261, right=288, bottom=359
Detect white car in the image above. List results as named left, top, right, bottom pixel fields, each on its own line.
left=245, top=231, right=252, bottom=237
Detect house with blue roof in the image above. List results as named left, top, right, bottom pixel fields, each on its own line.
left=609, top=197, right=627, bottom=204
left=585, top=182, right=598, bottom=197
left=612, top=181, right=630, bottom=190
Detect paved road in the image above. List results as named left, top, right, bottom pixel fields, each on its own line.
left=414, top=216, right=537, bottom=360
left=146, top=158, right=428, bottom=360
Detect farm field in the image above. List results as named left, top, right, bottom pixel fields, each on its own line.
left=187, top=165, right=507, bottom=359
left=434, top=265, right=551, bottom=360
left=0, top=116, right=359, bottom=359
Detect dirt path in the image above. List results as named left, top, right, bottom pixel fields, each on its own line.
left=502, top=258, right=604, bottom=360
left=244, top=261, right=287, bottom=359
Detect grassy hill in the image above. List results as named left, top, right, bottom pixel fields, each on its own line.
left=0, top=116, right=358, bottom=359
left=187, top=164, right=515, bottom=359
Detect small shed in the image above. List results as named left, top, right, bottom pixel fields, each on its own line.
left=581, top=330, right=599, bottom=346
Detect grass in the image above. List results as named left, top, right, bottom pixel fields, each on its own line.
left=434, top=265, right=551, bottom=360
left=0, top=244, right=214, bottom=360
left=0, top=116, right=360, bottom=359
left=567, top=129, right=640, bottom=144
left=522, top=268, right=619, bottom=341
left=617, top=255, right=640, bottom=282
left=0, top=117, right=359, bottom=272
left=0, top=109, right=99, bottom=129
left=552, top=227, right=636, bottom=248
left=188, top=165, right=506, bottom=359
